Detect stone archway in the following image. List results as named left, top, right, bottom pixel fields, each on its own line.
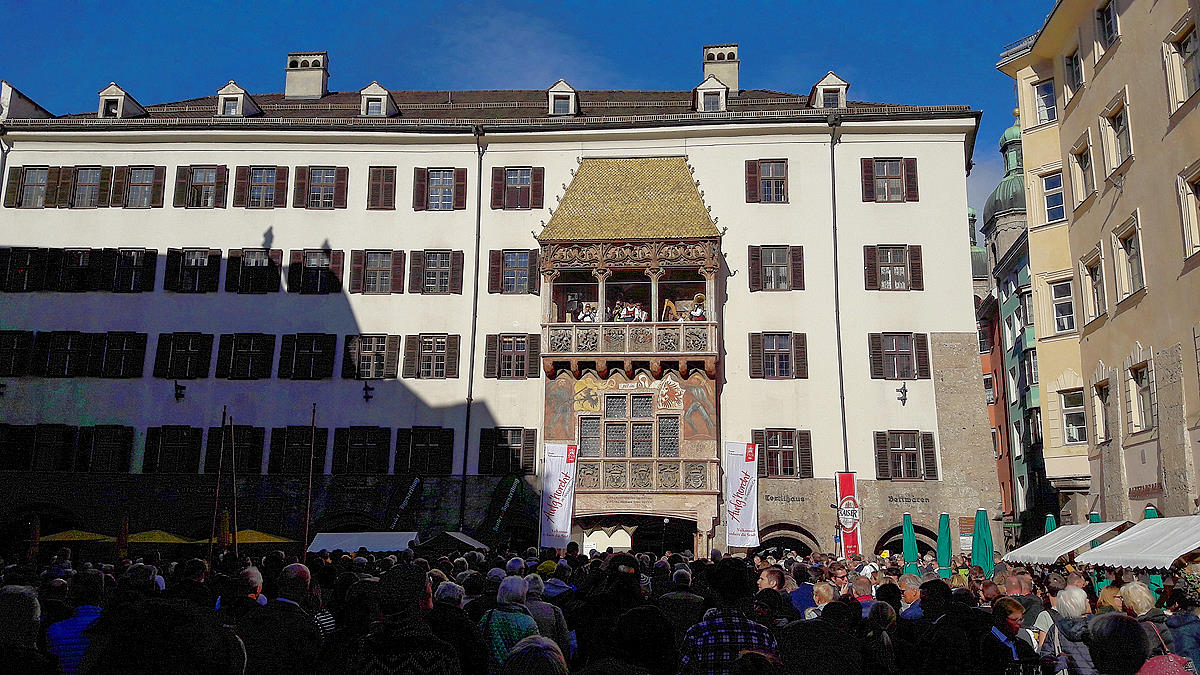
left=872, top=521, right=939, bottom=556
left=758, top=522, right=822, bottom=556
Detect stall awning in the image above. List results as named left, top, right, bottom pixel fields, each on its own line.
left=1077, top=515, right=1200, bottom=570
left=307, top=532, right=419, bottom=553
left=1002, top=521, right=1128, bottom=564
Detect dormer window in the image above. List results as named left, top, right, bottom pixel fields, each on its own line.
left=822, top=89, right=841, bottom=108
left=221, top=98, right=239, bottom=116
left=809, top=72, right=850, bottom=110
left=703, top=92, right=721, bottom=112
left=214, top=82, right=259, bottom=117
left=553, top=95, right=571, bottom=115
left=366, top=98, right=383, bottom=116
left=102, top=99, right=119, bottom=118
left=547, top=80, right=577, bottom=116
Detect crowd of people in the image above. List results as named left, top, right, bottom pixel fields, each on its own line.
left=2, top=542, right=1198, bottom=674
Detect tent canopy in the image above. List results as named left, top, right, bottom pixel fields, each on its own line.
left=128, top=530, right=192, bottom=544
left=415, top=531, right=490, bottom=554
left=307, top=532, right=419, bottom=553
left=194, top=529, right=295, bottom=545
left=1077, top=515, right=1200, bottom=570
left=40, top=530, right=115, bottom=542
left=1002, top=521, right=1128, bottom=565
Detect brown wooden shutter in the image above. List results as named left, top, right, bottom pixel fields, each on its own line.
left=908, top=245, right=924, bottom=291
left=277, top=334, right=296, bottom=379
left=861, top=158, right=876, bottom=202
left=484, top=334, right=499, bottom=378
left=194, top=334, right=214, bottom=378
left=333, top=166, right=349, bottom=208
left=273, top=166, right=289, bottom=207
left=89, top=248, right=118, bottom=291
left=748, top=333, right=764, bottom=378
left=201, top=250, right=221, bottom=292
left=173, top=167, right=189, bottom=207
left=232, top=166, right=250, bottom=207
left=487, top=250, right=502, bottom=293
left=213, top=166, right=228, bottom=208
left=748, top=245, right=762, bottom=292
left=367, top=168, right=381, bottom=209
left=903, top=158, right=919, bottom=202
left=342, top=335, right=360, bottom=378
left=150, top=167, right=166, bottom=207
left=110, top=166, right=128, bottom=207
left=401, top=335, right=419, bottom=378
left=143, top=426, right=163, bottom=474
left=46, top=167, right=64, bottom=208
left=390, top=250, right=406, bottom=293
left=868, top=333, right=885, bottom=379
left=745, top=160, right=760, bottom=203
left=287, top=250, right=304, bottom=293
left=796, top=431, right=814, bottom=478
left=96, top=167, right=113, bottom=208
left=531, top=167, right=545, bottom=209
left=526, top=333, right=540, bottom=378
left=491, top=167, right=506, bottom=209
left=521, top=428, right=537, bottom=475
left=864, top=246, right=880, bottom=290
left=445, top=335, right=461, bottom=378
left=267, top=250, right=283, bottom=292
left=793, top=333, right=808, bottom=379
left=914, top=333, right=931, bottom=379
left=42, top=248, right=64, bottom=291
left=267, top=428, right=287, bottom=474
left=478, top=428, right=497, bottom=475
left=752, top=429, right=766, bottom=476
left=920, top=432, right=938, bottom=480
left=254, top=335, right=275, bottom=379
left=331, top=428, right=348, bottom=475
left=874, top=432, right=891, bottom=479
left=329, top=250, right=344, bottom=292
left=394, top=428, right=412, bottom=474
left=789, top=246, right=804, bottom=291
left=412, top=168, right=427, bottom=210
left=384, top=335, right=402, bottom=378
left=449, top=250, right=464, bottom=294
left=215, top=334, right=234, bottom=378
left=153, top=334, right=173, bottom=378
left=3, top=167, right=21, bottom=208
left=86, top=333, right=107, bottom=377
left=452, top=168, right=467, bottom=209
left=293, top=167, right=309, bottom=208
left=349, top=250, right=364, bottom=293
left=408, top=251, right=425, bottom=294
left=381, top=167, right=396, bottom=209
left=164, top=249, right=182, bottom=292
left=225, top=249, right=242, bottom=293
left=528, top=249, right=540, bottom=295
left=139, top=249, right=157, bottom=291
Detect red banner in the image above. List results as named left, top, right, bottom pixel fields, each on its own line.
left=836, top=472, right=861, bottom=556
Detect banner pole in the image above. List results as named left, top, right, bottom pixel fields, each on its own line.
left=207, top=405, right=227, bottom=565
left=230, top=416, right=239, bottom=559
left=302, top=403, right=316, bottom=560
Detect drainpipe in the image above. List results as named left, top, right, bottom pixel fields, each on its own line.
left=459, top=126, right=486, bottom=531
left=827, top=114, right=851, bottom=473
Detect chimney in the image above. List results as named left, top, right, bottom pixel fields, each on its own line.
left=285, top=51, right=329, bottom=100
left=702, top=44, right=739, bottom=97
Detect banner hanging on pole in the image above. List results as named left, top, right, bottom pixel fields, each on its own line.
left=539, top=443, right=577, bottom=549
left=836, top=472, right=861, bottom=556
left=725, top=441, right=760, bottom=548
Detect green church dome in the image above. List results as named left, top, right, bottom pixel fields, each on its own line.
left=983, top=110, right=1025, bottom=226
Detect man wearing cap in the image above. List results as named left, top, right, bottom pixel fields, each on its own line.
left=351, top=564, right=461, bottom=674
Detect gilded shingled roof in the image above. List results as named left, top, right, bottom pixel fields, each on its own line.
left=538, top=157, right=719, bottom=241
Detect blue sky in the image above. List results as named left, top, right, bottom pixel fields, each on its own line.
left=1, top=0, right=1053, bottom=220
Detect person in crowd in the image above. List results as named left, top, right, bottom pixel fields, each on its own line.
left=166, top=558, right=214, bottom=609
left=570, top=553, right=650, bottom=665
left=80, top=599, right=247, bottom=675
left=679, top=556, right=777, bottom=674
left=851, top=575, right=876, bottom=618
left=501, top=635, right=568, bottom=675
left=913, top=579, right=991, bottom=675
left=1122, top=580, right=1173, bottom=657
left=236, top=563, right=321, bottom=675
left=467, top=568, right=505, bottom=623
left=425, top=580, right=487, bottom=674
left=1031, top=572, right=1067, bottom=646
left=1166, top=586, right=1200, bottom=669
left=543, top=561, right=576, bottom=607
left=480, top=575, right=540, bottom=673
left=45, top=568, right=105, bottom=675
left=897, top=573, right=922, bottom=619
left=658, top=567, right=708, bottom=645
left=860, top=600, right=898, bottom=674
left=789, top=564, right=815, bottom=614
left=1036, top=585, right=1096, bottom=675
left=580, top=605, right=678, bottom=675
left=1095, top=584, right=1123, bottom=615
left=215, top=566, right=263, bottom=627
left=524, top=574, right=572, bottom=659
left=316, top=579, right=381, bottom=675
left=776, top=599, right=863, bottom=675
left=1004, top=572, right=1044, bottom=633
left=351, top=563, right=462, bottom=674
left=978, top=580, right=1001, bottom=609
left=875, top=581, right=902, bottom=615
left=978, top=596, right=1041, bottom=674
left=827, top=562, right=851, bottom=597
left=1086, top=612, right=1149, bottom=675
left=805, top=581, right=836, bottom=620
left=0, top=585, right=57, bottom=674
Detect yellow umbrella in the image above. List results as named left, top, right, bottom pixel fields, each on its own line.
left=128, top=530, right=192, bottom=544
left=40, top=530, right=116, bottom=542
left=194, top=529, right=294, bottom=545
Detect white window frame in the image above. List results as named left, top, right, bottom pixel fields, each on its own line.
left=1034, top=80, right=1058, bottom=124
left=1099, top=91, right=1134, bottom=175
left=1042, top=171, right=1066, bottom=223
left=1008, top=366, right=1019, bottom=404
left=702, top=91, right=721, bottom=112
left=1061, top=389, right=1088, bottom=444
left=983, top=374, right=996, bottom=405
left=366, top=98, right=384, bottom=117
left=1064, top=49, right=1085, bottom=100
left=1180, top=162, right=1200, bottom=259
left=1050, top=279, right=1076, bottom=333
left=1070, top=132, right=1097, bottom=204
left=1080, top=246, right=1107, bottom=323
left=1093, top=380, right=1113, bottom=443
left=1012, top=420, right=1023, bottom=460
left=1129, top=361, right=1155, bottom=431
left=1097, top=1, right=1120, bottom=54
left=220, top=97, right=240, bottom=116
left=1112, top=214, right=1146, bottom=301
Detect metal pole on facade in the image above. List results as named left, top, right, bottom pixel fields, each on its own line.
left=207, top=405, right=227, bottom=565
left=230, top=416, right=239, bottom=559
left=303, top=403, right=316, bottom=560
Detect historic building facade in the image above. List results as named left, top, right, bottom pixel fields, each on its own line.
left=0, top=45, right=997, bottom=556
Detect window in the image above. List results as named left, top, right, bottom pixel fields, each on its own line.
left=248, top=167, right=276, bottom=208
left=877, top=246, right=909, bottom=290
left=307, top=168, right=336, bottom=209
left=1034, top=80, right=1057, bottom=123
left=1072, top=143, right=1095, bottom=198
left=367, top=166, right=397, bottom=210
left=1043, top=173, right=1065, bottom=222
left=479, top=428, right=534, bottom=476
left=72, top=168, right=101, bottom=208
left=333, top=427, right=390, bottom=474
left=186, top=167, right=218, bottom=208
left=859, top=157, right=922, bottom=202
left=579, top=417, right=601, bottom=457
left=1065, top=51, right=1084, bottom=97
left=1171, top=27, right=1200, bottom=107
left=270, top=426, right=328, bottom=475
left=553, top=95, right=571, bottom=115
left=419, top=334, right=447, bottom=379
left=77, top=426, right=134, bottom=473
left=20, top=168, right=48, bottom=208
left=301, top=249, right=335, bottom=294
left=364, top=251, right=392, bottom=294
left=874, top=159, right=904, bottom=202
left=399, top=426, right=454, bottom=475
left=1117, top=226, right=1144, bottom=297
left=759, top=161, right=787, bottom=203
left=501, top=250, right=530, bottom=294
left=114, top=249, right=149, bottom=293
left=204, top=425, right=265, bottom=476
left=179, top=249, right=211, bottom=293
left=1008, top=366, right=1019, bottom=404
left=154, top=333, right=213, bottom=379
left=499, top=335, right=528, bottom=379
left=1051, top=281, right=1076, bottom=332
left=658, top=417, right=679, bottom=457
left=355, top=335, right=388, bottom=379
left=366, top=98, right=384, bottom=116
left=1061, top=390, right=1088, bottom=444
left=763, top=333, right=793, bottom=378
left=1024, top=348, right=1038, bottom=386
left=143, top=426, right=202, bottom=474
left=882, top=333, right=913, bottom=380
left=869, top=332, right=928, bottom=380
left=280, top=333, right=337, bottom=380
left=1105, top=106, right=1132, bottom=168
left=765, top=429, right=797, bottom=477
left=1130, top=363, right=1154, bottom=430
left=586, top=393, right=679, bottom=460
left=823, top=90, right=840, bottom=108
left=0, top=331, right=33, bottom=377
left=4, top=247, right=47, bottom=292
left=1097, top=2, right=1119, bottom=50
left=41, top=332, right=91, bottom=377
left=235, top=249, right=280, bottom=294
left=504, top=168, right=532, bottom=209
left=97, top=332, right=147, bottom=378
left=218, top=333, right=275, bottom=380
left=762, top=247, right=790, bottom=290
left=126, top=167, right=156, bottom=208
left=102, top=99, right=119, bottom=118
left=978, top=323, right=991, bottom=354
left=703, top=92, right=720, bottom=112
left=423, top=250, right=451, bottom=294
left=1085, top=257, right=1106, bottom=320
left=1094, top=382, right=1112, bottom=441
left=1183, top=172, right=1200, bottom=258
left=1011, top=420, right=1023, bottom=458
left=889, top=432, right=920, bottom=479
left=1019, top=290, right=1034, bottom=328
left=983, top=374, right=996, bottom=405
left=427, top=169, right=455, bottom=210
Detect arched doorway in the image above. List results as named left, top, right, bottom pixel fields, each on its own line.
left=756, top=536, right=813, bottom=558
left=758, top=523, right=822, bottom=557
left=873, top=522, right=938, bottom=556
left=576, top=514, right=697, bottom=555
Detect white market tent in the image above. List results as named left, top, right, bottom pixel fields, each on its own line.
left=307, top=532, right=419, bottom=553
left=1077, top=515, right=1200, bottom=570
left=1002, top=521, right=1129, bottom=565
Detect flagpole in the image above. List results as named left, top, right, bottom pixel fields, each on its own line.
left=302, top=403, right=316, bottom=562
left=207, top=405, right=227, bottom=565
left=230, top=415, right=239, bottom=559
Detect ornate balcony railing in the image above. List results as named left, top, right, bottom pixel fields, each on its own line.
left=543, top=321, right=718, bottom=356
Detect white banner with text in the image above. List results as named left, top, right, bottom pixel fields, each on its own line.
left=539, top=443, right=578, bottom=549
left=725, top=441, right=761, bottom=548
